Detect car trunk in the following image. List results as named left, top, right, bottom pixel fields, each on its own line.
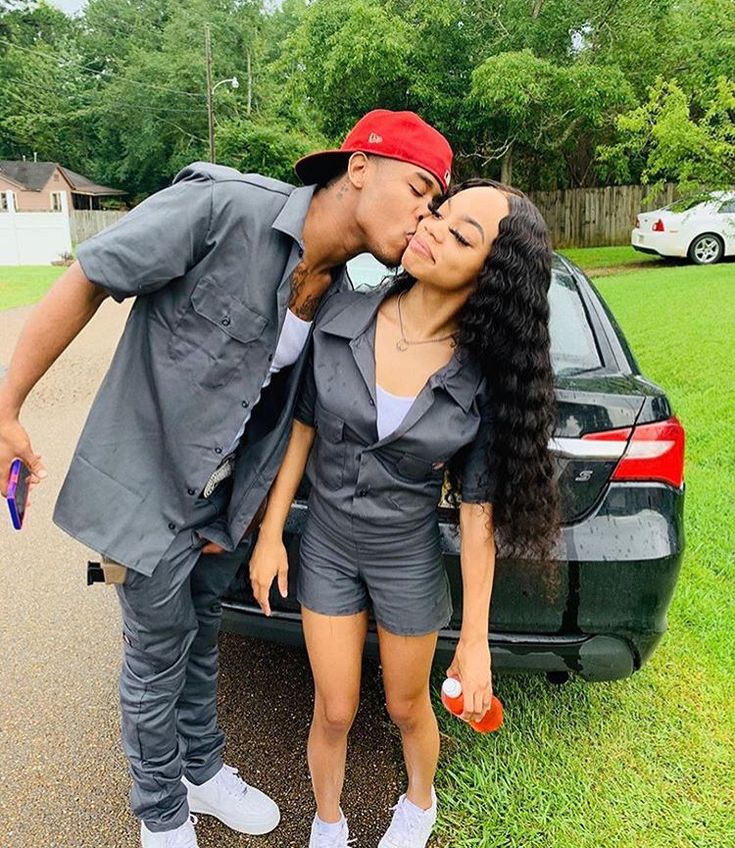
left=442, top=374, right=648, bottom=634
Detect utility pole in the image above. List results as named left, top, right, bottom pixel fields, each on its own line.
left=205, top=23, right=215, bottom=163
left=246, top=49, right=252, bottom=116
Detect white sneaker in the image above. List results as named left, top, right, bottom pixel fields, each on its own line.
left=182, top=763, right=280, bottom=835
left=308, top=811, right=353, bottom=847
left=140, top=815, right=198, bottom=848
left=378, top=788, right=437, bottom=848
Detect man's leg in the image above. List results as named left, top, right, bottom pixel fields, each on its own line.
left=176, top=539, right=251, bottom=782
left=116, top=535, right=202, bottom=832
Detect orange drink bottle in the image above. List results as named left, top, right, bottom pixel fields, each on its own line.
left=440, top=677, right=504, bottom=733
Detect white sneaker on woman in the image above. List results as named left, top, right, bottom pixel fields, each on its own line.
left=308, top=811, right=352, bottom=847
left=378, top=788, right=437, bottom=848
left=140, top=815, right=198, bottom=848
left=183, top=764, right=280, bottom=834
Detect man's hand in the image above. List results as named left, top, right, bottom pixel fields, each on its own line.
left=446, top=637, right=493, bottom=725
left=0, top=415, right=47, bottom=498
left=248, top=534, right=289, bottom=617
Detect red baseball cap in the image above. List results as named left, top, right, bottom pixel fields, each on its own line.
left=294, top=109, right=453, bottom=192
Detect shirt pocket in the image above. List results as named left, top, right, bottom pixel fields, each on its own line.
left=394, top=452, right=446, bottom=483
left=168, top=276, right=269, bottom=388
left=314, top=404, right=347, bottom=491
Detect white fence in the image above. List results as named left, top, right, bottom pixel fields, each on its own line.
left=0, top=191, right=72, bottom=265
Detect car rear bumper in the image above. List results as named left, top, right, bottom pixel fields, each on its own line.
left=221, top=602, right=650, bottom=682
left=631, top=228, right=686, bottom=257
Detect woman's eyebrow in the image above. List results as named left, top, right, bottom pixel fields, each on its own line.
left=444, top=198, right=485, bottom=241
left=462, top=217, right=486, bottom=243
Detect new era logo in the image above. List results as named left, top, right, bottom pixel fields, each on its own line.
left=368, top=133, right=383, bottom=144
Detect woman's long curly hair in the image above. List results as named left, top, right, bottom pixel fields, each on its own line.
left=387, top=178, right=560, bottom=562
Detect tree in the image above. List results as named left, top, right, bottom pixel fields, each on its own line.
left=598, top=76, right=735, bottom=194
left=470, top=50, right=634, bottom=187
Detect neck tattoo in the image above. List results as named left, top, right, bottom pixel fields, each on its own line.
left=288, top=263, right=322, bottom=321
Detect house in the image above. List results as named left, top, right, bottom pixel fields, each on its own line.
left=0, top=160, right=126, bottom=213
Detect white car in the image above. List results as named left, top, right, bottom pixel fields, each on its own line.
left=632, top=191, right=735, bottom=265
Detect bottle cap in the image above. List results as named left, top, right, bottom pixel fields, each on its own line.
left=442, top=677, right=462, bottom=698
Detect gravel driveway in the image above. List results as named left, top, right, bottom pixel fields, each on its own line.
left=0, top=300, right=414, bottom=848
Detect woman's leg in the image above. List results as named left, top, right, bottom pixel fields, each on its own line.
left=377, top=626, right=440, bottom=810
left=302, top=606, right=369, bottom=823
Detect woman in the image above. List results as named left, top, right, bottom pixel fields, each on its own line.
left=248, top=179, right=560, bottom=848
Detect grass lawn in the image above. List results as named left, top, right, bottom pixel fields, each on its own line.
left=559, top=244, right=664, bottom=272
left=434, top=262, right=734, bottom=848
left=0, top=266, right=66, bottom=311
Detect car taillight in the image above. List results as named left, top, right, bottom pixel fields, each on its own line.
left=582, top=416, right=685, bottom=488
left=652, top=219, right=665, bottom=232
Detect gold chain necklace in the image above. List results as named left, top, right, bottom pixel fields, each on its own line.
left=396, top=291, right=455, bottom=352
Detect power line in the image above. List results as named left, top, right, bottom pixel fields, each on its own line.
left=0, top=37, right=208, bottom=100
left=4, top=76, right=208, bottom=114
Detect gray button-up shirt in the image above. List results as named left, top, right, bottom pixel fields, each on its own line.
left=295, top=288, right=496, bottom=528
left=53, top=162, right=348, bottom=574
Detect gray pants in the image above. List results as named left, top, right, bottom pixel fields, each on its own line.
left=115, top=489, right=250, bottom=832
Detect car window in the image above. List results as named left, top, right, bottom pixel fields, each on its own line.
left=664, top=195, right=711, bottom=213
left=347, top=253, right=395, bottom=291
left=549, top=270, right=603, bottom=375
left=718, top=200, right=735, bottom=214
left=347, top=255, right=603, bottom=375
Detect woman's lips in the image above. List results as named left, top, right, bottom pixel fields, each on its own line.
left=408, top=235, right=434, bottom=261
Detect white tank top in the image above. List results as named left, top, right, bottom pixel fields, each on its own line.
left=228, top=309, right=312, bottom=453
left=376, top=384, right=417, bottom=440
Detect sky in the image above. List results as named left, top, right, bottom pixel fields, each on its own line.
left=48, top=0, right=87, bottom=15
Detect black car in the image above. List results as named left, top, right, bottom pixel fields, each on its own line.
left=221, top=255, right=685, bottom=683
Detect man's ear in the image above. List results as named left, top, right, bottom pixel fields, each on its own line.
left=347, top=152, right=370, bottom=189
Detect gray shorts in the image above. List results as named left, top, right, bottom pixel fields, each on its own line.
left=297, top=494, right=453, bottom=636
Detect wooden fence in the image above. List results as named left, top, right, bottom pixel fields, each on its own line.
left=527, top=183, right=679, bottom=248
left=72, top=183, right=681, bottom=249
left=70, top=210, right=126, bottom=245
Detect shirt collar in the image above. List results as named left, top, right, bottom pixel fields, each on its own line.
left=321, top=286, right=484, bottom=413
left=271, top=184, right=317, bottom=248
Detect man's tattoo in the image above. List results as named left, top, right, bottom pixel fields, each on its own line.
left=289, top=263, right=322, bottom=321
left=334, top=178, right=348, bottom=202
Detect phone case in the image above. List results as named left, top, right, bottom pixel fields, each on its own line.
left=7, top=458, right=29, bottom=530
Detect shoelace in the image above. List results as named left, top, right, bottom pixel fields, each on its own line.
left=167, top=815, right=198, bottom=848
left=218, top=764, right=250, bottom=800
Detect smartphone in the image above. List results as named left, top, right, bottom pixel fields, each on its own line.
left=7, top=459, right=31, bottom=530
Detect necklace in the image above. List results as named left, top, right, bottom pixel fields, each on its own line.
left=396, top=291, right=455, bottom=352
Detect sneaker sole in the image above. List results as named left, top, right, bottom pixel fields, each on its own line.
left=186, top=799, right=281, bottom=835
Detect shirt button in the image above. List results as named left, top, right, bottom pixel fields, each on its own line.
left=298, top=247, right=304, bottom=258
left=221, top=317, right=231, bottom=326
left=187, top=488, right=196, bottom=496
left=357, top=489, right=369, bottom=498
left=168, top=522, right=176, bottom=531
left=241, top=400, right=250, bottom=408
left=268, top=354, right=273, bottom=362
left=214, top=447, right=223, bottom=454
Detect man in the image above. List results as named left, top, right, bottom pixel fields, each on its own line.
left=0, top=109, right=452, bottom=847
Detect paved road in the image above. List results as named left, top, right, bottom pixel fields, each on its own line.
left=0, top=300, right=416, bottom=848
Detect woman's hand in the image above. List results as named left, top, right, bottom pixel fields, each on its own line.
left=446, top=637, right=493, bottom=724
left=249, top=534, right=289, bottom=617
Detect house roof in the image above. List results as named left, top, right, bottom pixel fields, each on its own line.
left=0, top=161, right=126, bottom=196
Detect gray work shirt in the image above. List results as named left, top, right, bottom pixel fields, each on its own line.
left=295, top=287, right=496, bottom=528
left=53, top=162, right=348, bottom=575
